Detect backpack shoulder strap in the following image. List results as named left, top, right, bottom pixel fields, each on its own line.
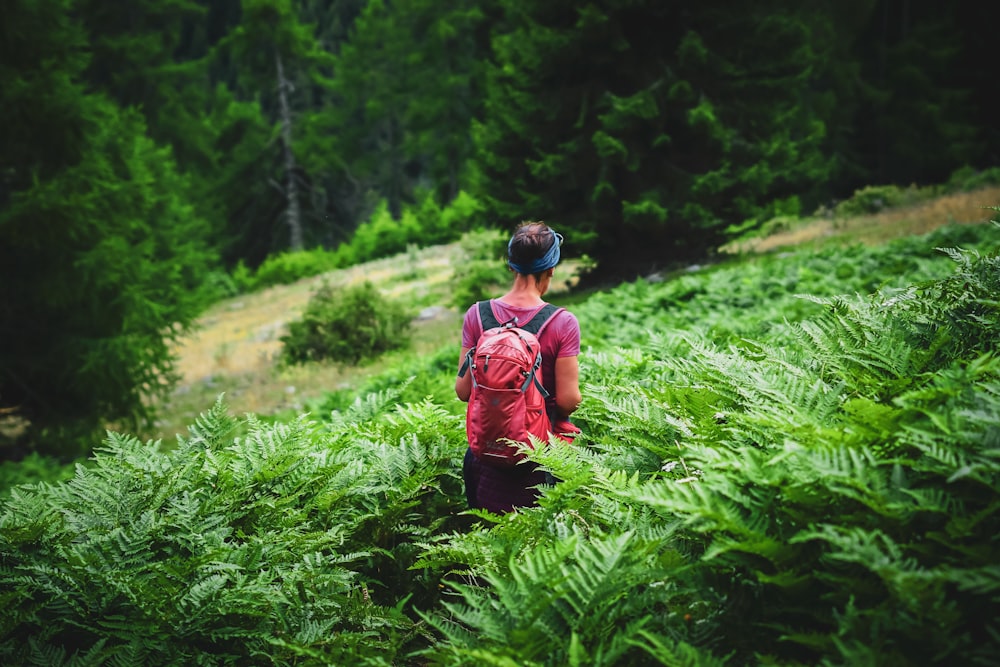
left=519, top=303, right=563, bottom=336
left=460, top=301, right=497, bottom=379
left=477, top=300, right=502, bottom=331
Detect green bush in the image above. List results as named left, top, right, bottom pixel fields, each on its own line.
left=281, top=282, right=412, bottom=365
left=946, top=165, right=1000, bottom=192
left=834, top=184, right=926, bottom=217
left=350, top=201, right=422, bottom=264
left=344, top=191, right=486, bottom=267
left=459, top=226, right=508, bottom=262
left=229, top=259, right=255, bottom=294
left=198, top=269, right=243, bottom=302
left=450, top=259, right=510, bottom=310
left=416, top=190, right=483, bottom=245
left=235, top=191, right=485, bottom=295
left=449, top=228, right=511, bottom=309
left=252, top=247, right=345, bottom=290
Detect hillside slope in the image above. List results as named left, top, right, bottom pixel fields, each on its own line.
left=151, top=186, right=1000, bottom=441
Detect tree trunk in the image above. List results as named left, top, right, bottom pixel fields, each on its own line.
left=385, top=115, right=403, bottom=220
left=276, top=51, right=304, bottom=251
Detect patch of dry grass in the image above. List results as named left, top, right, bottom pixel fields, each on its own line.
left=723, top=185, right=1000, bottom=255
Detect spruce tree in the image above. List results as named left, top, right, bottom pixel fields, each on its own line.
left=0, top=0, right=211, bottom=456
left=312, top=0, right=489, bottom=231
left=473, top=0, right=843, bottom=275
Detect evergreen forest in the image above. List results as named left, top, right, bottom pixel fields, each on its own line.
left=1, top=1, right=999, bottom=664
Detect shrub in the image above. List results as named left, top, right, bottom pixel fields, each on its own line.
left=946, top=165, right=1000, bottom=192
left=834, top=184, right=925, bottom=217
left=252, top=247, right=344, bottom=290
left=450, top=259, right=510, bottom=310
left=350, top=201, right=422, bottom=264
left=198, top=269, right=243, bottom=302
left=418, top=190, right=484, bottom=245
left=241, top=191, right=486, bottom=294
left=229, top=259, right=254, bottom=293
left=332, top=192, right=486, bottom=269
left=459, top=227, right=508, bottom=262
left=281, top=282, right=412, bottom=365
left=757, top=214, right=800, bottom=237
left=450, top=228, right=511, bottom=309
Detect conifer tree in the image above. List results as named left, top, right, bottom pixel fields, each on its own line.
left=0, top=0, right=211, bottom=455
left=473, top=0, right=845, bottom=275
left=316, top=0, right=489, bottom=225
left=220, top=0, right=335, bottom=252
left=850, top=1, right=982, bottom=186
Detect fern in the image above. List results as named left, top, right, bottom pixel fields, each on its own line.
left=0, top=398, right=453, bottom=665
left=174, top=393, right=240, bottom=451
left=422, top=532, right=703, bottom=666
left=3, top=221, right=998, bottom=665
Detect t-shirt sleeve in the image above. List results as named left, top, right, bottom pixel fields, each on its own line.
left=552, top=310, right=581, bottom=358
left=461, top=304, right=481, bottom=349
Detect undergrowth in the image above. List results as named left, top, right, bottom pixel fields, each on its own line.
left=1, top=216, right=997, bottom=665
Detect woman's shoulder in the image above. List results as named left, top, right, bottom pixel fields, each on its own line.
left=549, top=303, right=578, bottom=323
left=541, top=305, right=579, bottom=341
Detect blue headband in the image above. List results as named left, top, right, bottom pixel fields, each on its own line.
left=508, top=229, right=563, bottom=274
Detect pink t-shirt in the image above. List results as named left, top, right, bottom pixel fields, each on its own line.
left=461, top=299, right=581, bottom=400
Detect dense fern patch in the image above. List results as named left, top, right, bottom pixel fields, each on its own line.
left=1, top=220, right=997, bottom=665
left=0, top=397, right=467, bottom=664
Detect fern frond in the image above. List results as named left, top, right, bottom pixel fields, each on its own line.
left=327, top=381, right=409, bottom=431
left=629, top=630, right=729, bottom=667
left=174, top=393, right=239, bottom=451
left=794, top=294, right=919, bottom=398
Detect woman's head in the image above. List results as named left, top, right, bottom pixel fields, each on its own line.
left=507, top=222, right=563, bottom=280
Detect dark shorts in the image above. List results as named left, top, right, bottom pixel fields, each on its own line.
left=463, top=448, right=552, bottom=513
left=463, top=414, right=579, bottom=514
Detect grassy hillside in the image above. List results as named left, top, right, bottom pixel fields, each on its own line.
left=145, top=238, right=587, bottom=441
left=148, top=185, right=1000, bottom=442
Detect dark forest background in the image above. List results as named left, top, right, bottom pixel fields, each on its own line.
left=2, top=0, right=998, bottom=453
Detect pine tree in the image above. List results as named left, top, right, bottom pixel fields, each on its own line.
left=0, top=0, right=212, bottom=455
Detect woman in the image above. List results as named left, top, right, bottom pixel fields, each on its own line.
left=455, top=222, right=582, bottom=512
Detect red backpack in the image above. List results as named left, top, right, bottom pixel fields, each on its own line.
left=460, top=301, right=563, bottom=467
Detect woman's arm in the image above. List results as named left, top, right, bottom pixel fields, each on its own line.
left=553, top=355, right=581, bottom=419
left=455, top=347, right=472, bottom=402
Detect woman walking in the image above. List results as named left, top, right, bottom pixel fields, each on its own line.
left=455, top=222, right=582, bottom=513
